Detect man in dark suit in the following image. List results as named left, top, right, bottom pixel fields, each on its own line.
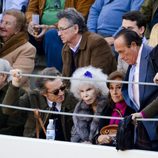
left=2, top=67, right=77, bottom=141
left=114, top=29, right=158, bottom=150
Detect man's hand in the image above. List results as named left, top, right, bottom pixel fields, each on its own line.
left=131, top=112, right=143, bottom=120
left=153, top=73, right=158, bottom=84
left=10, top=69, right=23, bottom=87
left=33, top=24, right=56, bottom=39
left=28, top=22, right=56, bottom=40
left=28, top=21, right=36, bottom=36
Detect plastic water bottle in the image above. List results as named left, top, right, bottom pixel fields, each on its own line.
left=46, top=119, right=55, bottom=140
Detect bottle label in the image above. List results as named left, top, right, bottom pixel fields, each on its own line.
left=46, top=130, right=55, bottom=140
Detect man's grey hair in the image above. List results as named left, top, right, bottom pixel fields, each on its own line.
left=35, top=67, right=62, bottom=93
left=0, top=59, right=12, bottom=82
left=70, top=66, right=109, bottom=100
left=57, top=8, right=87, bottom=34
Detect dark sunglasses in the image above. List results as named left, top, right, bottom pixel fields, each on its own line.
left=48, top=85, right=66, bottom=96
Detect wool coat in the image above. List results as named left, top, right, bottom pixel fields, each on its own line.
left=3, top=84, right=77, bottom=141
left=71, top=95, right=109, bottom=143
left=62, top=31, right=117, bottom=77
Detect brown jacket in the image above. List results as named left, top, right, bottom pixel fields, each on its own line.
left=64, top=0, right=95, bottom=20
left=62, top=31, right=117, bottom=77
left=26, top=0, right=94, bottom=22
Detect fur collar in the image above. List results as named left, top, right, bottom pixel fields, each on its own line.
left=72, top=95, right=108, bottom=142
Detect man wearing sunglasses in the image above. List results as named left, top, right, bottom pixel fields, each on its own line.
left=2, top=67, right=77, bottom=141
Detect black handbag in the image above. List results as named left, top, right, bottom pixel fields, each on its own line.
left=116, top=115, right=134, bottom=150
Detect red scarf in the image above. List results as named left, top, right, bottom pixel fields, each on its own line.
left=110, top=101, right=127, bottom=125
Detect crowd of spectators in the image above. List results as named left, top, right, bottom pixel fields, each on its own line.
left=0, top=0, right=158, bottom=152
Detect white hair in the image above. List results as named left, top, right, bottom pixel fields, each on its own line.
left=70, top=66, right=109, bottom=99
left=0, top=59, right=12, bottom=82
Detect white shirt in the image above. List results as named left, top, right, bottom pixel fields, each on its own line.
left=0, top=0, right=29, bottom=20
left=70, top=36, right=82, bottom=53
left=133, top=44, right=143, bottom=110
left=47, top=99, right=62, bottom=112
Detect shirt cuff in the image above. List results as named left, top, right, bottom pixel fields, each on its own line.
left=140, top=111, right=146, bottom=118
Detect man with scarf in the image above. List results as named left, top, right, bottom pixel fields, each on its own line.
left=0, top=9, right=36, bottom=87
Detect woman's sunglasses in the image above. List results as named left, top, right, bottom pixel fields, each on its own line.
left=48, top=85, right=66, bottom=96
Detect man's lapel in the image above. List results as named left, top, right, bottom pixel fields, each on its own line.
left=139, top=45, right=151, bottom=104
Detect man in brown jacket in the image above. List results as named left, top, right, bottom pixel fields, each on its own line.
left=57, top=8, right=117, bottom=77
left=26, top=0, right=95, bottom=71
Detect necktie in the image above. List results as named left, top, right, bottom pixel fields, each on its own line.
left=52, top=102, right=58, bottom=111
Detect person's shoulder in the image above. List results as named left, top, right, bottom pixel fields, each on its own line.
left=24, top=42, right=36, bottom=51
left=27, top=89, right=42, bottom=98
left=64, top=91, right=78, bottom=104
left=141, top=44, right=153, bottom=55
left=149, top=44, right=158, bottom=58
left=83, top=31, right=107, bottom=45
left=85, top=31, right=104, bottom=40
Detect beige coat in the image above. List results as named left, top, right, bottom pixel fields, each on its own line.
left=2, top=42, right=36, bottom=74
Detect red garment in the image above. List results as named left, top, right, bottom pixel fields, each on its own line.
left=110, top=101, right=127, bottom=125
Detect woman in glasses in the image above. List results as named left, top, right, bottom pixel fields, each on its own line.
left=70, top=66, right=109, bottom=143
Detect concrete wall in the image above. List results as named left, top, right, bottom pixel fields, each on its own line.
left=0, top=135, right=157, bottom=158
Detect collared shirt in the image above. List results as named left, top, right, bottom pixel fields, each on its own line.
left=47, top=99, right=62, bottom=111
left=133, top=44, right=143, bottom=109
left=70, top=36, right=82, bottom=53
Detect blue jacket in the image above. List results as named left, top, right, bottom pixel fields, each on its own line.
left=122, top=44, right=158, bottom=141
left=87, top=0, right=144, bottom=37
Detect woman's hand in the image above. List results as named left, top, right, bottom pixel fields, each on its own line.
left=97, top=134, right=113, bottom=144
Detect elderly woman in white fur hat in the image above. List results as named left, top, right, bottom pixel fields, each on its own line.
left=70, top=66, right=109, bottom=144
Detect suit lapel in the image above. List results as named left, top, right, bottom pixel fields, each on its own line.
left=139, top=45, right=151, bottom=104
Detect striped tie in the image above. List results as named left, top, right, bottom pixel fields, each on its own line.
left=52, top=102, right=58, bottom=111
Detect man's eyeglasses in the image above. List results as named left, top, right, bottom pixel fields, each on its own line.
left=57, top=24, right=74, bottom=32
left=47, top=85, right=66, bottom=96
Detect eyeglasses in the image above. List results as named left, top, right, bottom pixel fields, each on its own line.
left=47, top=85, right=66, bottom=96
left=57, top=25, right=74, bottom=32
